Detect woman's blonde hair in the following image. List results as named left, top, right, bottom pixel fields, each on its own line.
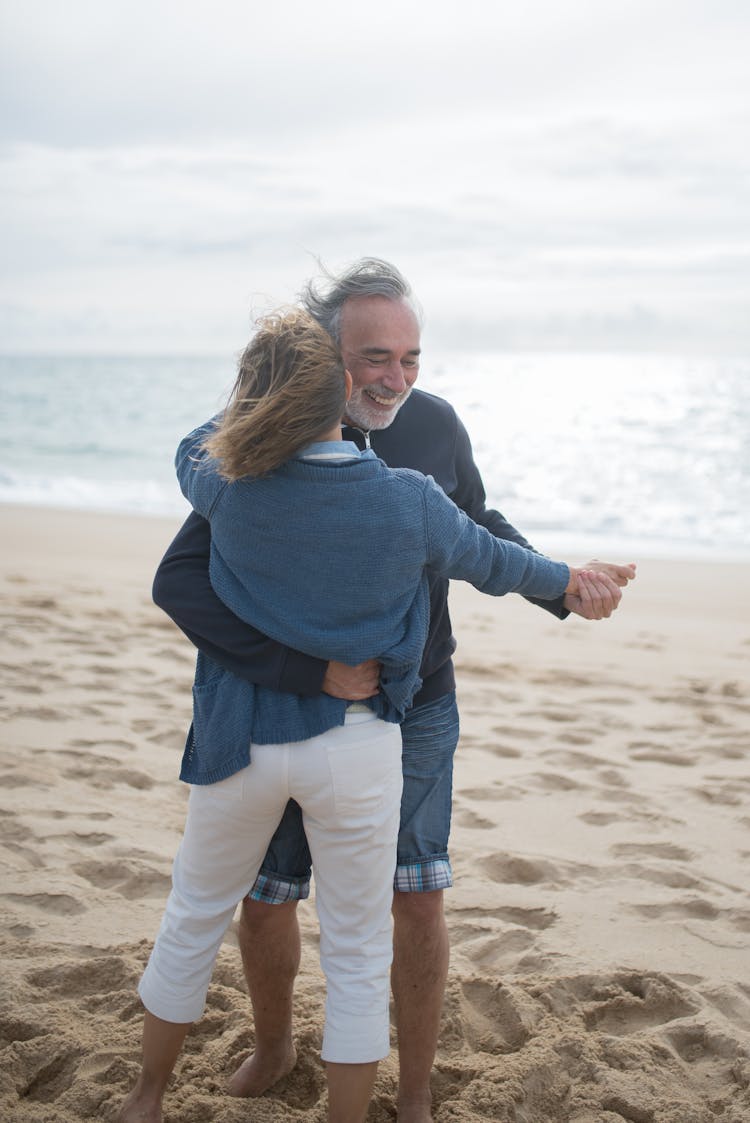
left=203, top=307, right=347, bottom=480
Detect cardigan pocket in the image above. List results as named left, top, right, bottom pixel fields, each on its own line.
left=181, top=667, right=255, bottom=784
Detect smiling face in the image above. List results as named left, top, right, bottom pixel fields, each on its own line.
left=339, top=295, right=421, bottom=431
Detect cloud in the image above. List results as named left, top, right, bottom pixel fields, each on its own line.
left=3, top=1, right=748, bottom=146
left=0, top=1, right=748, bottom=352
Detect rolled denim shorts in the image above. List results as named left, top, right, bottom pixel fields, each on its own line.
left=247, top=691, right=459, bottom=903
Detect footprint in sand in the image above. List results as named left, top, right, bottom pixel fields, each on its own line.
left=530, top=771, right=587, bottom=792
left=555, top=730, right=595, bottom=745
left=556, top=972, right=700, bottom=1035
left=83, top=662, right=118, bottom=676
left=629, top=899, right=750, bottom=948
left=5, top=892, right=86, bottom=916
left=453, top=806, right=496, bottom=830
left=578, top=810, right=624, bottom=826
left=73, top=859, right=171, bottom=899
left=449, top=904, right=557, bottom=970
left=694, top=778, right=749, bottom=806
left=522, top=706, right=580, bottom=724
left=549, top=749, right=610, bottom=769
left=628, top=742, right=697, bottom=767
left=706, top=736, right=746, bottom=761
left=8, top=923, right=35, bottom=938
left=429, top=1063, right=477, bottom=1110
left=10, top=705, right=61, bottom=721
left=0, top=1014, right=50, bottom=1047
left=456, top=926, right=537, bottom=969
left=620, top=865, right=706, bottom=891
left=453, top=977, right=534, bottom=1054
left=661, top=1019, right=750, bottom=1112
left=596, top=768, right=631, bottom=789
left=69, top=831, right=115, bottom=846
left=66, top=737, right=134, bottom=751
left=26, top=955, right=140, bottom=998
left=57, top=748, right=119, bottom=766
left=18, top=595, right=59, bottom=611
left=497, top=905, right=556, bottom=931
left=61, top=764, right=154, bottom=791
left=39, top=809, right=113, bottom=821
left=480, top=852, right=579, bottom=887
left=699, top=983, right=750, bottom=1031
left=611, top=842, right=696, bottom=862
left=2, top=841, right=45, bottom=869
left=632, top=898, right=721, bottom=921
left=0, top=769, right=50, bottom=789
left=13, top=1030, right=139, bottom=1117
left=0, top=819, right=34, bottom=844
left=587, top=693, right=634, bottom=707
left=459, top=784, right=507, bottom=802
left=18, top=1043, right=84, bottom=1105
left=484, top=740, right=522, bottom=759
left=76, top=1049, right=143, bottom=1082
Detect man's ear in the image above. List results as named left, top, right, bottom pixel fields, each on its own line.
left=344, top=369, right=353, bottom=401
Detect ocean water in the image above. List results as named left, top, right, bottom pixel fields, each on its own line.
left=2, top=352, right=749, bottom=561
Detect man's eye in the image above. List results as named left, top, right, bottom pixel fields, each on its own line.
left=402, top=359, right=419, bottom=368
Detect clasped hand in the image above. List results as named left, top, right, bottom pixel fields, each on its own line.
left=564, top=560, right=636, bottom=620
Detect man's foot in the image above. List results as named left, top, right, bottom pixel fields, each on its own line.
left=396, top=1095, right=433, bottom=1123
left=115, top=1088, right=162, bottom=1123
left=226, top=1042, right=297, bottom=1097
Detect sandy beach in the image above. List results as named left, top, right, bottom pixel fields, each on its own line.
left=1, top=502, right=749, bottom=1122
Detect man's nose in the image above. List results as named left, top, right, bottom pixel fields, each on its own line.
left=381, top=361, right=408, bottom=392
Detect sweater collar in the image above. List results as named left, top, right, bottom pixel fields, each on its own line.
left=294, top=440, right=364, bottom=463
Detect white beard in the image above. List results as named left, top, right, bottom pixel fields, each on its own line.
left=345, top=384, right=413, bottom=431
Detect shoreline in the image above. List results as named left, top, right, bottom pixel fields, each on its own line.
left=2, top=503, right=749, bottom=1121
left=4, top=499, right=749, bottom=566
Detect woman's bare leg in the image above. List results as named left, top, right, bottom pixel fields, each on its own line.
left=116, top=1011, right=191, bottom=1122
left=326, top=1060, right=379, bottom=1123
left=228, top=897, right=300, bottom=1096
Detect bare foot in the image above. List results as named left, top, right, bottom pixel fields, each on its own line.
left=116, top=1087, right=162, bottom=1123
left=226, top=1043, right=298, bottom=1097
left=397, top=1096, right=433, bottom=1123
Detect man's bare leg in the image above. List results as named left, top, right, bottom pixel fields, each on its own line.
left=326, top=1060, right=379, bottom=1123
left=227, top=897, right=300, bottom=1097
left=391, top=889, right=449, bottom=1123
left=117, top=1011, right=191, bottom=1123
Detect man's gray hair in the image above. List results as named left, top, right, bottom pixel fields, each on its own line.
left=300, top=257, right=422, bottom=344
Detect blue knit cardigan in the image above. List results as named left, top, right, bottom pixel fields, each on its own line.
left=176, top=428, right=570, bottom=784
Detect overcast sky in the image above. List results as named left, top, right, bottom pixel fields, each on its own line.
left=1, top=0, right=748, bottom=354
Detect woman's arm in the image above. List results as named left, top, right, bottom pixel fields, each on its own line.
left=163, top=431, right=380, bottom=696
left=175, top=425, right=227, bottom=517
left=422, top=475, right=583, bottom=601
left=153, top=512, right=329, bottom=694
left=164, top=429, right=328, bottom=692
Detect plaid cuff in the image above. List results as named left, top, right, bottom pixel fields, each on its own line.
left=246, top=871, right=311, bottom=904
left=394, top=857, right=453, bottom=893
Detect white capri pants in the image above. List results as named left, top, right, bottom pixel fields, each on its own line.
left=139, top=711, right=403, bottom=1064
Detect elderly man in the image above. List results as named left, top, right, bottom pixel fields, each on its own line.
left=153, top=258, right=634, bottom=1123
